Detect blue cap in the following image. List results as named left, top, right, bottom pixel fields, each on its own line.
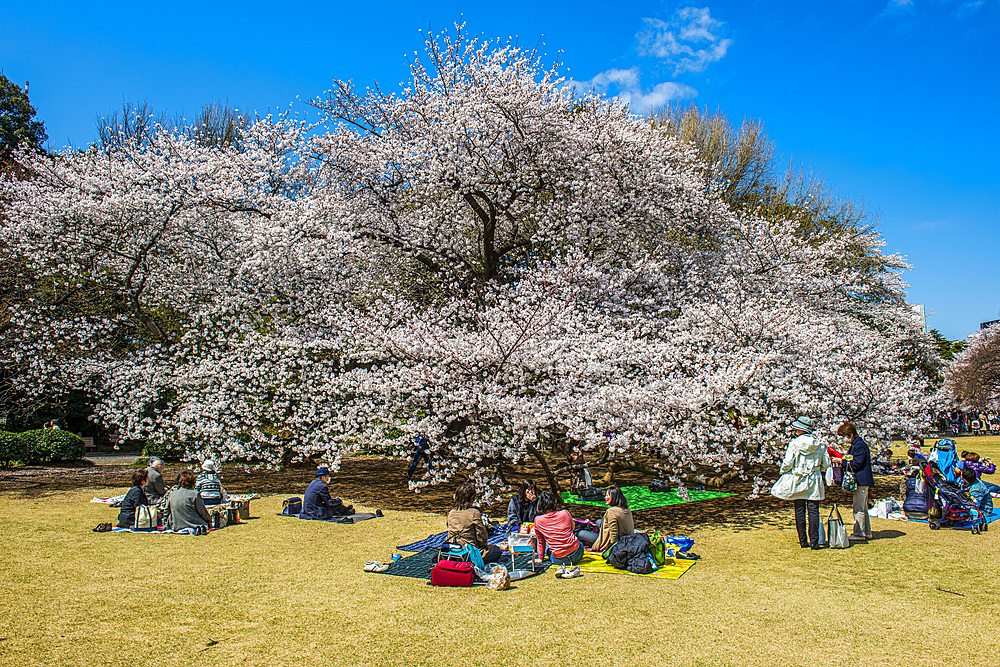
left=316, top=467, right=331, bottom=477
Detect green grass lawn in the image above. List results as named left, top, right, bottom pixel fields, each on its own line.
left=1, top=437, right=999, bottom=667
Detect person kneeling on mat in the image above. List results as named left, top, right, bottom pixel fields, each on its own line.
left=300, top=467, right=354, bottom=520
left=446, top=483, right=503, bottom=564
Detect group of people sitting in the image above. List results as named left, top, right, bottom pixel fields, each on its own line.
left=900, top=444, right=996, bottom=518
left=117, top=458, right=229, bottom=531
left=445, top=478, right=635, bottom=578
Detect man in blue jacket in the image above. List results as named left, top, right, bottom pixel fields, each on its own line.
left=838, top=422, right=874, bottom=542
left=300, top=467, right=353, bottom=520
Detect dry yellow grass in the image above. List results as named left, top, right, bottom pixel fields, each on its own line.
left=1, top=436, right=999, bottom=667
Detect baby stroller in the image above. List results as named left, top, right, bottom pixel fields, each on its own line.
left=923, top=463, right=989, bottom=534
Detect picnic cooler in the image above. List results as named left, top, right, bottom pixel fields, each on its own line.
left=430, top=560, right=475, bottom=587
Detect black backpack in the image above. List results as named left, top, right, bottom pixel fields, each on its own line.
left=649, top=479, right=672, bottom=494
left=577, top=486, right=605, bottom=501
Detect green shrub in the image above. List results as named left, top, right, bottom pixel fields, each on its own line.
left=21, top=430, right=86, bottom=464
left=0, top=431, right=26, bottom=465
left=142, top=440, right=183, bottom=461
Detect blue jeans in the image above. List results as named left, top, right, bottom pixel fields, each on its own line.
left=548, top=543, right=585, bottom=566
left=575, top=519, right=602, bottom=547
left=406, top=450, right=430, bottom=478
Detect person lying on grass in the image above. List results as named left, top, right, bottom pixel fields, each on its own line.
left=447, top=483, right=504, bottom=564
left=166, top=470, right=212, bottom=532
left=532, top=491, right=584, bottom=567
left=301, top=467, right=354, bottom=520
left=117, top=469, right=149, bottom=528
left=576, top=486, right=634, bottom=552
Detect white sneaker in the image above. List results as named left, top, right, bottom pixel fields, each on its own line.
left=555, top=564, right=567, bottom=577
left=560, top=566, right=582, bottom=579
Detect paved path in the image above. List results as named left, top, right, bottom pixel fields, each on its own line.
left=84, top=452, right=143, bottom=466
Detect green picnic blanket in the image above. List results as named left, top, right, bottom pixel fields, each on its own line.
left=562, top=485, right=732, bottom=510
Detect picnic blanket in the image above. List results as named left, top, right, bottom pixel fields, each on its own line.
left=885, top=508, right=1000, bottom=526
left=379, top=547, right=548, bottom=581
left=92, top=493, right=257, bottom=506
left=277, top=512, right=379, bottom=524
left=91, top=495, right=126, bottom=506
left=397, top=523, right=514, bottom=552
left=576, top=552, right=695, bottom=579
left=562, top=485, right=732, bottom=511
left=111, top=527, right=220, bottom=534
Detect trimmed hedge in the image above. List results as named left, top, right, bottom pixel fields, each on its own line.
left=0, top=430, right=86, bottom=465
left=0, top=431, right=21, bottom=464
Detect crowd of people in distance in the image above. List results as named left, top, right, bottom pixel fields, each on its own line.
left=936, top=410, right=1000, bottom=436
left=117, top=458, right=229, bottom=532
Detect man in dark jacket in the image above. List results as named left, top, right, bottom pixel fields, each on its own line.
left=300, top=467, right=353, bottom=520
left=838, top=422, right=874, bottom=542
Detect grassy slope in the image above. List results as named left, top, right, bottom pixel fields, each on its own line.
left=0, top=437, right=998, bottom=667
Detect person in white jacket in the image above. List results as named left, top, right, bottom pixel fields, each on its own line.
left=771, top=416, right=832, bottom=550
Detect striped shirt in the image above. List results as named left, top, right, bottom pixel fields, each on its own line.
left=195, top=472, right=225, bottom=502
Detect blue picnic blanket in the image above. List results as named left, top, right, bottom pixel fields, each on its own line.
left=397, top=523, right=514, bottom=552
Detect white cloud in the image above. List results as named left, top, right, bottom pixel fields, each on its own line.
left=565, top=68, right=698, bottom=113
left=956, top=0, right=986, bottom=17
left=636, top=7, right=734, bottom=74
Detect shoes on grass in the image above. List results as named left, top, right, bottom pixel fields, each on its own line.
left=92, top=523, right=112, bottom=533
left=555, top=565, right=567, bottom=577
left=364, top=561, right=389, bottom=572
left=558, top=566, right=582, bottom=579
left=676, top=551, right=700, bottom=560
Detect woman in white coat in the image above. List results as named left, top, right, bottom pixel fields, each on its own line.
left=771, top=416, right=832, bottom=550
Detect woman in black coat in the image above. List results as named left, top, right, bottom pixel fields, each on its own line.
left=838, top=422, right=874, bottom=542
left=117, top=469, right=149, bottom=528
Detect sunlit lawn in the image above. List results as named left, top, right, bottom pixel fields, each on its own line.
left=1, top=436, right=998, bottom=667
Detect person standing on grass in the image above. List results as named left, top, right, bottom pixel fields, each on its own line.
left=771, top=416, right=831, bottom=549
left=405, top=435, right=431, bottom=480
left=838, top=421, right=874, bottom=542
left=117, top=469, right=149, bottom=528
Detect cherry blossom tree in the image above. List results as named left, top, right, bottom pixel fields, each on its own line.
left=944, top=324, right=1000, bottom=410
left=1, top=26, right=940, bottom=497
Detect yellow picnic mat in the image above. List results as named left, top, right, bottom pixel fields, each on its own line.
left=577, top=553, right=695, bottom=579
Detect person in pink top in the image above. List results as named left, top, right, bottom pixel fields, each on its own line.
left=532, top=491, right=584, bottom=575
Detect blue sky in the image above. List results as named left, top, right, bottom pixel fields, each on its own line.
left=2, top=0, right=997, bottom=340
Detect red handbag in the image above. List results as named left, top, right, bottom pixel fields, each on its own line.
left=430, top=559, right=475, bottom=587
